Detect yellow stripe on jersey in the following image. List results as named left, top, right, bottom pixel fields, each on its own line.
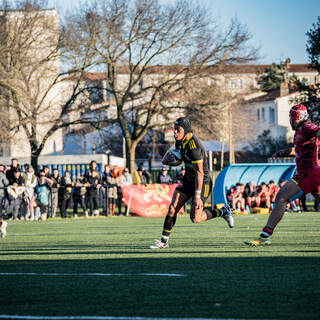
left=191, top=160, right=203, bottom=164
left=204, top=184, right=209, bottom=197
left=182, top=134, right=193, bottom=148
left=189, top=139, right=197, bottom=150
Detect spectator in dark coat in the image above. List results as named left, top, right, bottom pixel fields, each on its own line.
left=5, top=158, right=20, bottom=182
left=58, top=171, right=74, bottom=218
left=157, top=168, right=172, bottom=184
left=87, top=170, right=102, bottom=216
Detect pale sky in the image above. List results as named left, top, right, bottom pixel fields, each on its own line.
left=48, top=0, right=320, bottom=64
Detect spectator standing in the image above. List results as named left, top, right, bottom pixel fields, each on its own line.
left=0, top=165, right=9, bottom=220
left=49, top=168, right=61, bottom=218
left=87, top=170, right=102, bottom=216
left=85, top=161, right=102, bottom=180
left=37, top=168, right=53, bottom=186
left=102, top=164, right=111, bottom=215
left=43, top=166, right=51, bottom=178
left=6, top=158, right=20, bottom=183
left=9, top=167, right=24, bottom=186
left=120, top=168, right=132, bottom=216
left=73, top=176, right=89, bottom=217
left=6, top=183, right=25, bottom=220
left=35, top=176, right=50, bottom=220
left=107, top=167, right=122, bottom=216
left=6, top=170, right=25, bottom=220
left=102, top=164, right=111, bottom=181
left=22, top=166, right=37, bottom=220
left=58, top=170, right=74, bottom=218
left=157, top=167, right=173, bottom=184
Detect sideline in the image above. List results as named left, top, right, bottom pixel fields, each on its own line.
left=0, top=272, right=186, bottom=277
left=0, top=316, right=268, bottom=320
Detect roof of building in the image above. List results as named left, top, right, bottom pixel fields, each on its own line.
left=246, top=88, right=298, bottom=103
left=81, top=64, right=316, bottom=80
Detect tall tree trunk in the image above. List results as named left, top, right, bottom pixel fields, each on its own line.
left=128, top=141, right=138, bottom=174
left=31, top=149, right=41, bottom=173
left=220, top=138, right=225, bottom=171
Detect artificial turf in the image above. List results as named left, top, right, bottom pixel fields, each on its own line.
left=0, top=211, right=319, bottom=319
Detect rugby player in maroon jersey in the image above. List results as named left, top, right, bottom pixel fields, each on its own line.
left=246, top=104, right=320, bottom=246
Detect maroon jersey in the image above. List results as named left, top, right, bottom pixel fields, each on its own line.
left=294, top=121, right=320, bottom=172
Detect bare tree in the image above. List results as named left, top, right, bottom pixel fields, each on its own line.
left=64, top=0, right=258, bottom=172
left=0, top=0, right=106, bottom=169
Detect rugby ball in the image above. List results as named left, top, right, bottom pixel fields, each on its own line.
left=167, top=148, right=182, bottom=166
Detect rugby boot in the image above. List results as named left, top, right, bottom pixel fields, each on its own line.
left=245, top=237, right=271, bottom=246
left=149, top=239, right=169, bottom=249
left=219, top=204, right=234, bottom=228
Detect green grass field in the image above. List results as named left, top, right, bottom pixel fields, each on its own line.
left=0, top=212, right=320, bottom=320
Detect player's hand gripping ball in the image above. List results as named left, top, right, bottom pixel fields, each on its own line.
left=163, top=148, right=182, bottom=166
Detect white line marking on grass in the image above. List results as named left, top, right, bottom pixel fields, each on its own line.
left=0, top=272, right=185, bottom=277
left=0, top=316, right=268, bottom=320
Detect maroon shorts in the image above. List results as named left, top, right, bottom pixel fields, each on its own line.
left=292, top=167, right=320, bottom=194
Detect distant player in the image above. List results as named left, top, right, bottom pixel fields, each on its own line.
left=0, top=220, right=7, bottom=238
left=246, top=104, right=320, bottom=246
left=150, top=117, right=233, bottom=249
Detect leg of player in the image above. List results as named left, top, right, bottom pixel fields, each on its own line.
left=245, top=179, right=301, bottom=246
left=149, top=190, right=190, bottom=249
left=190, top=199, right=207, bottom=223
left=190, top=180, right=234, bottom=227
left=0, top=220, right=7, bottom=238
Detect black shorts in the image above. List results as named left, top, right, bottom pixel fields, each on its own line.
left=176, top=176, right=212, bottom=203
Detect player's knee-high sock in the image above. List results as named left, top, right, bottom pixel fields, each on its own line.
left=204, top=208, right=221, bottom=220
left=260, top=226, right=274, bottom=238
left=161, top=215, right=177, bottom=243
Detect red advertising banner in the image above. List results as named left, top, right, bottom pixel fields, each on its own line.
left=121, top=184, right=184, bottom=217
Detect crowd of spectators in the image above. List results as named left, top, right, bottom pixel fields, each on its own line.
left=0, top=159, right=186, bottom=221
left=226, top=179, right=303, bottom=213
left=0, top=159, right=136, bottom=221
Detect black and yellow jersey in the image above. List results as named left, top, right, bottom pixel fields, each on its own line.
left=175, top=134, right=210, bottom=182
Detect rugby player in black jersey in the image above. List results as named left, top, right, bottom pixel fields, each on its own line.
left=150, top=117, right=234, bottom=249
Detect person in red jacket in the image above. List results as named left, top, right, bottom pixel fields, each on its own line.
left=267, top=180, right=279, bottom=207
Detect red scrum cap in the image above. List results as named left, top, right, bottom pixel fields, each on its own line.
left=289, top=104, right=309, bottom=122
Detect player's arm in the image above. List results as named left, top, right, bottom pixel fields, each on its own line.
left=192, top=160, right=204, bottom=209
left=272, top=147, right=295, bottom=158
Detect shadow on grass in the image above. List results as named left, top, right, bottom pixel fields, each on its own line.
left=0, top=257, right=319, bottom=319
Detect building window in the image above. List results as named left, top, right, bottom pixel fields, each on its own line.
left=262, top=107, right=265, bottom=120
left=88, top=81, right=104, bottom=104
left=228, top=78, right=243, bottom=90
left=257, top=109, right=260, bottom=121
left=269, top=107, right=275, bottom=124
